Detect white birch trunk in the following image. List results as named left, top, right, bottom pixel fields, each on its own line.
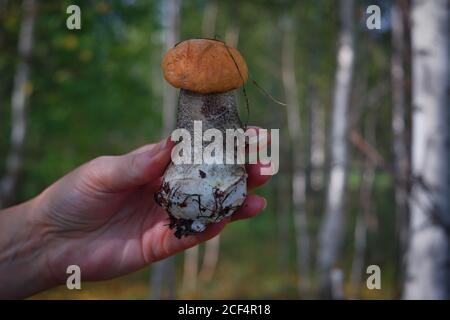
left=201, top=0, right=218, bottom=39
left=182, top=245, right=199, bottom=293
left=161, top=0, right=180, bottom=136
left=318, top=0, right=354, bottom=298
left=309, top=94, right=325, bottom=191
left=150, top=0, right=180, bottom=300
left=0, top=0, right=36, bottom=208
left=198, top=234, right=220, bottom=283
left=281, top=17, right=310, bottom=297
left=404, top=0, right=449, bottom=300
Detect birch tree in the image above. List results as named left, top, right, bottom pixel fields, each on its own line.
left=318, top=0, right=354, bottom=298
left=308, top=90, right=325, bottom=191
left=150, top=0, right=180, bottom=300
left=201, top=0, right=218, bottom=39
left=404, top=0, right=449, bottom=300
left=281, top=16, right=310, bottom=297
left=0, top=0, right=36, bottom=208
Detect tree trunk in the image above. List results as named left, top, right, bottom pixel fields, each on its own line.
left=271, top=21, right=290, bottom=274
left=224, top=23, right=239, bottom=48
left=0, top=0, right=9, bottom=17
left=201, top=0, right=218, bottom=39
left=308, top=91, right=325, bottom=191
left=348, top=67, right=379, bottom=299
left=150, top=0, right=180, bottom=300
left=161, top=0, right=180, bottom=136
left=0, top=0, right=36, bottom=208
left=318, top=0, right=354, bottom=299
left=281, top=17, right=310, bottom=297
left=198, top=234, right=220, bottom=283
left=276, top=171, right=291, bottom=272
left=391, top=0, right=411, bottom=296
left=349, top=199, right=367, bottom=299
left=404, top=0, right=449, bottom=300
left=182, top=246, right=199, bottom=293
left=350, top=149, right=375, bottom=299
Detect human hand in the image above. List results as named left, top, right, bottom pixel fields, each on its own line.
left=27, top=135, right=270, bottom=288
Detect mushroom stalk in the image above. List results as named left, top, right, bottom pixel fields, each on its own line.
left=177, top=89, right=242, bottom=134
left=155, top=89, right=247, bottom=238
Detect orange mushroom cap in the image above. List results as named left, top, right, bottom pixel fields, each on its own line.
left=161, top=39, right=248, bottom=94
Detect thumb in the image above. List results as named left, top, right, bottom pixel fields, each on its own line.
left=88, top=137, right=174, bottom=192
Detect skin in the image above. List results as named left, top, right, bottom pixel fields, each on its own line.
left=0, top=131, right=270, bottom=299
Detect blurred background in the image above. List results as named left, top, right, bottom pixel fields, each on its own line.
left=1, top=0, right=449, bottom=299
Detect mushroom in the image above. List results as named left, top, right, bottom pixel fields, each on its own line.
left=155, top=39, right=248, bottom=238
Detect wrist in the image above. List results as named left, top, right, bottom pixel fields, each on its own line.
left=0, top=196, right=57, bottom=298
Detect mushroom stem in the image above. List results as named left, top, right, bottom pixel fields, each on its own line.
left=177, top=89, right=242, bottom=137
left=155, top=89, right=247, bottom=238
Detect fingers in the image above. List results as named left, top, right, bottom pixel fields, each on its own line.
left=144, top=217, right=227, bottom=263
left=190, top=195, right=267, bottom=240
left=183, top=221, right=228, bottom=249
left=230, top=194, right=266, bottom=221
left=143, top=125, right=271, bottom=263
left=129, top=143, right=157, bottom=155
left=146, top=195, right=267, bottom=263
left=88, top=137, right=174, bottom=192
left=246, top=163, right=272, bottom=191
left=102, top=126, right=272, bottom=193
left=245, top=126, right=273, bottom=191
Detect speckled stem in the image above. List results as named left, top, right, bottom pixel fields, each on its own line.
left=177, top=89, right=243, bottom=137
left=155, top=89, right=248, bottom=238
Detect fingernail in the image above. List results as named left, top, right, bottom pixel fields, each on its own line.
left=261, top=197, right=267, bottom=210
left=159, top=136, right=173, bottom=151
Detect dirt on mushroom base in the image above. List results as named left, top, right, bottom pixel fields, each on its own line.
left=155, top=163, right=247, bottom=238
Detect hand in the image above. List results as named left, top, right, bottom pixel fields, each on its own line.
left=28, top=135, right=270, bottom=288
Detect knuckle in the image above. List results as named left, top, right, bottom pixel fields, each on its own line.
left=127, top=154, right=142, bottom=182
left=91, top=155, right=112, bottom=167
left=84, top=155, right=114, bottom=181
